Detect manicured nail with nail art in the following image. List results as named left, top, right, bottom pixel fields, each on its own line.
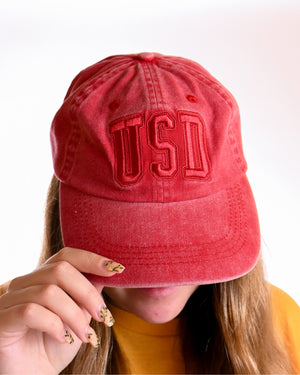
left=104, top=260, right=125, bottom=273
left=64, top=330, right=74, bottom=344
left=99, top=305, right=115, bottom=327
left=86, top=327, right=100, bottom=348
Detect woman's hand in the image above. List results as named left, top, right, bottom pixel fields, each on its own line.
left=0, top=247, right=124, bottom=375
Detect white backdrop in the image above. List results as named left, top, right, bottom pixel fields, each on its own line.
left=0, top=0, right=299, bottom=304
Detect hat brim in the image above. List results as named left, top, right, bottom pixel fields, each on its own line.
left=59, top=175, right=260, bottom=287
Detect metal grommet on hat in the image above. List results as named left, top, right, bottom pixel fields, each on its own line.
left=51, top=53, right=260, bottom=287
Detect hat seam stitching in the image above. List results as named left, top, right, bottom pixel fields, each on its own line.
left=59, top=63, right=135, bottom=181
left=159, top=59, right=246, bottom=173
left=73, top=184, right=243, bottom=255
left=115, top=183, right=248, bottom=265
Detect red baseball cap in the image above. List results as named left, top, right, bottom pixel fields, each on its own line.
left=50, top=52, right=260, bottom=287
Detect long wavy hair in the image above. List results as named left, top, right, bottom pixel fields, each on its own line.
left=40, top=176, right=294, bottom=374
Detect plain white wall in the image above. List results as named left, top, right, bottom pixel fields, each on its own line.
left=0, top=0, right=299, bottom=304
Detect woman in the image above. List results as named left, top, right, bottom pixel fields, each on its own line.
left=0, top=53, right=299, bottom=374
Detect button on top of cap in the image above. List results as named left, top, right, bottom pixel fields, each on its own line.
left=136, top=52, right=156, bottom=62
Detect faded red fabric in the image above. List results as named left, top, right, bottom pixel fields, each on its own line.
left=50, top=53, right=260, bottom=287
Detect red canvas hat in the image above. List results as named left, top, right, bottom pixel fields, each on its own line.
left=51, top=52, right=260, bottom=287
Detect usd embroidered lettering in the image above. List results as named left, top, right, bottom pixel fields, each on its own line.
left=110, top=110, right=210, bottom=186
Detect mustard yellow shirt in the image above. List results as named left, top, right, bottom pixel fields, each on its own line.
left=110, top=303, right=184, bottom=374
left=271, top=285, right=300, bottom=372
left=109, top=285, right=300, bottom=374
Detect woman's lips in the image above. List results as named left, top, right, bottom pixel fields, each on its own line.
left=137, top=286, right=179, bottom=298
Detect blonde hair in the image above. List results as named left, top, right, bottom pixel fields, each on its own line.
left=40, top=175, right=294, bottom=374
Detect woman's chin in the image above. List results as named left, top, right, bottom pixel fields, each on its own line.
left=103, top=285, right=198, bottom=324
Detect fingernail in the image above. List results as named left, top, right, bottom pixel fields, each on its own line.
left=98, top=305, right=115, bottom=327
left=86, top=327, right=101, bottom=348
left=64, top=330, right=74, bottom=344
left=104, top=260, right=125, bottom=274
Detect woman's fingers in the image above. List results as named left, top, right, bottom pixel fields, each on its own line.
left=45, top=247, right=125, bottom=277
left=7, top=248, right=123, bottom=325
left=0, top=285, right=94, bottom=344
left=11, top=261, right=104, bottom=323
left=9, top=247, right=124, bottom=293
left=0, top=303, right=67, bottom=345
left=0, top=247, right=120, bottom=375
